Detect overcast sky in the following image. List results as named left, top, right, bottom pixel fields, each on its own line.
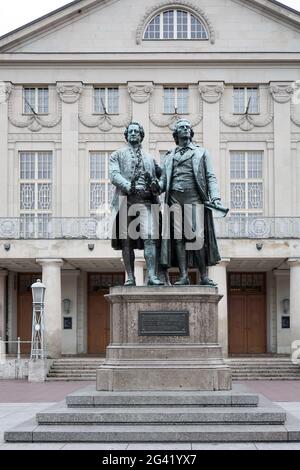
left=0, top=0, right=299, bottom=36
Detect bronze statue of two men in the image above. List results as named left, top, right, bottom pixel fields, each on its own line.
left=110, top=119, right=228, bottom=287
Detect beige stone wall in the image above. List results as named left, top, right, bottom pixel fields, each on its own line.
left=0, top=0, right=300, bottom=355
left=8, top=0, right=300, bottom=53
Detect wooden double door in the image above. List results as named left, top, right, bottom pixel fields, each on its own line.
left=228, top=273, right=266, bottom=354
left=88, top=273, right=124, bottom=355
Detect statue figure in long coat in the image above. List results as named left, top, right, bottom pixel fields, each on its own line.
left=159, top=119, right=228, bottom=286
left=110, top=122, right=163, bottom=286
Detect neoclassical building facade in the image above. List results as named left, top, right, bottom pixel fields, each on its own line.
left=0, top=0, right=300, bottom=358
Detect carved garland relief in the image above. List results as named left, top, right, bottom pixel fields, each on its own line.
left=78, top=86, right=133, bottom=132
left=8, top=84, right=63, bottom=133
left=5, top=81, right=300, bottom=134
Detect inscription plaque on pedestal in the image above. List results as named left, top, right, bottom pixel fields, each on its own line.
left=138, top=311, right=189, bottom=336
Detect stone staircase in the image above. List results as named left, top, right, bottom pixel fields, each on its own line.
left=46, top=357, right=300, bottom=381
left=46, top=358, right=104, bottom=381
left=228, top=358, right=300, bottom=380
left=5, top=384, right=300, bottom=443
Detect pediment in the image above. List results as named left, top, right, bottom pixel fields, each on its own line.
left=0, top=0, right=299, bottom=54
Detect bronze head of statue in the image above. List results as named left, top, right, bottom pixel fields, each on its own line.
left=172, top=119, right=195, bottom=146
left=124, top=122, right=145, bottom=145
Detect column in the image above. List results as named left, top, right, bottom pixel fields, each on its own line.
left=0, top=83, right=12, bottom=216
left=37, top=259, right=63, bottom=358
left=199, top=82, right=224, bottom=183
left=128, top=82, right=154, bottom=152
left=274, top=270, right=290, bottom=354
left=287, top=258, right=300, bottom=350
left=209, top=259, right=230, bottom=356
left=270, top=83, right=293, bottom=216
left=57, top=82, right=82, bottom=217
left=0, top=270, right=8, bottom=339
left=134, top=259, right=145, bottom=286
left=61, top=270, right=80, bottom=355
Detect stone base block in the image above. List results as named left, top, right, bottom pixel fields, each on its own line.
left=28, top=359, right=48, bottom=383
left=96, top=286, right=232, bottom=391
left=96, top=365, right=231, bottom=391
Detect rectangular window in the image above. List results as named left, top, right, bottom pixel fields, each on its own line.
left=19, top=151, right=52, bottom=238
left=233, top=87, right=259, bottom=114
left=89, top=152, right=113, bottom=213
left=94, top=88, right=119, bottom=114
left=230, top=151, right=263, bottom=217
left=23, top=88, right=49, bottom=114
left=164, top=87, right=188, bottom=114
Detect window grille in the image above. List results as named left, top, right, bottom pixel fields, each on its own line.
left=89, top=152, right=112, bottom=214
left=19, top=152, right=52, bottom=238
left=164, top=87, right=188, bottom=114
left=144, top=10, right=208, bottom=40
left=94, top=88, right=119, bottom=114
left=233, top=87, right=259, bottom=114
left=23, top=88, right=49, bottom=114
left=230, top=151, right=264, bottom=217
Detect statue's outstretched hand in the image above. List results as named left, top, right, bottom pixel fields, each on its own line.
left=150, top=179, right=160, bottom=194
left=213, top=199, right=223, bottom=208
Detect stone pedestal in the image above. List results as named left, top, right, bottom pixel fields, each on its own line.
left=28, top=359, right=48, bottom=383
left=96, top=286, right=231, bottom=391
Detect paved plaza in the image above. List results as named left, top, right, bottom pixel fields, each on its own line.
left=0, top=380, right=300, bottom=450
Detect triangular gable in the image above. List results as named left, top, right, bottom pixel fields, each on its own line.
left=0, top=0, right=104, bottom=52
left=0, top=0, right=300, bottom=53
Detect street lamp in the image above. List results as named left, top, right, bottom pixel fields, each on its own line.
left=30, top=279, right=46, bottom=360
left=63, top=298, right=71, bottom=314
left=31, top=279, right=46, bottom=305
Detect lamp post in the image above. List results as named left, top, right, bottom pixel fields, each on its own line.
left=30, top=279, right=46, bottom=360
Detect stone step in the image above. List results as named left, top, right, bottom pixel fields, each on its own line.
left=228, top=360, right=291, bottom=363
left=53, top=356, right=105, bottom=364
left=233, top=377, right=300, bottom=381
left=36, top=404, right=285, bottom=425
left=50, top=366, right=102, bottom=369
left=230, top=366, right=299, bottom=370
left=229, top=365, right=294, bottom=368
left=5, top=386, right=300, bottom=443
left=230, top=364, right=298, bottom=367
left=47, top=374, right=96, bottom=378
left=5, top=419, right=299, bottom=443
left=48, top=369, right=98, bottom=373
left=65, top=386, right=259, bottom=407
left=45, top=377, right=95, bottom=382
left=231, top=371, right=300, bottom=375
left=232, top=372, right=300, bottom=375
left=50, top=365, right=100, bottom=368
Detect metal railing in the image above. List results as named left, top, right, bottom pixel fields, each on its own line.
left=0, top=216, right=300, bottom=240
left=215, top=217, right=300, bottom=239
left=0, top=337, right=31, bottom=361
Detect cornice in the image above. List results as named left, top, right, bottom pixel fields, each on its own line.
left=1, top=53, right=300, bottom=65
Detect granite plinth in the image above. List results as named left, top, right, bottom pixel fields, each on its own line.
left=96, top=286, right=231, bottom=391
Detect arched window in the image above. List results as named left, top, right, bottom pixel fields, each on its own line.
left=144, top=10, right=208, bottom=40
